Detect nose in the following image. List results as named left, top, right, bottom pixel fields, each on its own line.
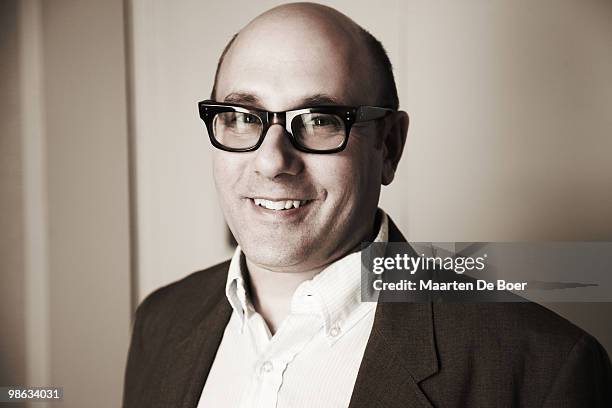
left=253, top=124, right=303, bottom=179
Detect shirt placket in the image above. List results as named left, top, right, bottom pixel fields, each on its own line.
left=239, top=312, right=322, bottom=408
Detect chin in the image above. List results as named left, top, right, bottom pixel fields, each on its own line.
left=240, top=239, right=318, bottom=272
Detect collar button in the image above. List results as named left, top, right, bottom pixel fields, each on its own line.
left=329, top=324, right=341, bottom=338
left=260, top=360, right=274, bottom=374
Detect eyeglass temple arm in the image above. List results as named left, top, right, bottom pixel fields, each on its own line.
left=356, top=106, right=395, bottom=122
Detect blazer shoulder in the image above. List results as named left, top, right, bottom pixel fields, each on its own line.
left=135, top=260, right=231, bottom=324
left=123, top=260, right=231, bottom=407
left=543, top=329, right=612, bottom=406
left=425, top=302, right=611, bottom=406
left=434, top=301, right=590, bottom=356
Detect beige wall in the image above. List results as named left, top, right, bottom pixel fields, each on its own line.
left=42, top=0, right=132, bottom=406
left=397, top=0, right=612, bottom=241
left=1, top=1, right=132, bottom=407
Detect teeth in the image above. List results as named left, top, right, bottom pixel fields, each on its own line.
left=253, top=198, right=307, bottom=211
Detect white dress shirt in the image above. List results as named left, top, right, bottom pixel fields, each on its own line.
left=197, top=212, right=389, bottom=408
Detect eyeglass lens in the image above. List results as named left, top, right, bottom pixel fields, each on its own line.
left=212, top=111, right=346, bottom=151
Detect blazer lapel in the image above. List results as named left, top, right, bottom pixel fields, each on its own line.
left=348, top=302, right=438, bottom=408
left=158, top=283, right=232, bottom=408
left=348, top=217, right=439, bottom=408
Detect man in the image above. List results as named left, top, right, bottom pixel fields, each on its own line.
left=123, top=3, right=611, bottom=407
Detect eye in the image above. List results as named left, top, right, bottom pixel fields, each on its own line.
left=241, top=114, right=258, bottom=124
left=303, top=113, right=341, bottom=128
left=221, top=112, right=258, bottom=126
left=312, top=116, right=333, bottom=126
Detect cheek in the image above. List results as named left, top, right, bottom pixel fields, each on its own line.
left=339, top=138, right=383, bottom=188
left=305, top=156, right=352, bottom=197
left=212, top=153, right=244, bottom=203
left=355, top=137, right=384, bottom=186
left=307, top=146, right=380, bottom=207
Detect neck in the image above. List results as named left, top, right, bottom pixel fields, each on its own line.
left=245, top=259, right=320, bottom=334
left=244, top=211, right=382, bottom=334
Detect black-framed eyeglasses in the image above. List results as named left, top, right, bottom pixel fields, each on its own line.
left=198, top=100, right=396, bottom=154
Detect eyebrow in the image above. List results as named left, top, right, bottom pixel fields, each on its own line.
left=300, top=94, right=343, bottom=107
left=222, top=92, right=345, bottom=110
left=223, top=92, right=261, bottom=106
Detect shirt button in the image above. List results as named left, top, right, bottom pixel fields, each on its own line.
left=261, top=360, right=273, bottom=374
left=329, top=324, right=341, bottom=337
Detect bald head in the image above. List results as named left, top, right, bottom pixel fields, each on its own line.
left=211, top=2, right=399, bottom=109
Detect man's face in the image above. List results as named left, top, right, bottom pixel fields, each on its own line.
left=212, top=13, right=387, bottom=273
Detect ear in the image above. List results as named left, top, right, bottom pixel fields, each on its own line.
left=381, top=111, right=409, bottom=185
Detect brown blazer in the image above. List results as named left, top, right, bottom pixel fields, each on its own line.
left=123, top=220, right=612, bottom=407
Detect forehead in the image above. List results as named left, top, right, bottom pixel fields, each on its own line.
left=215, top=15, right=371, bottom=110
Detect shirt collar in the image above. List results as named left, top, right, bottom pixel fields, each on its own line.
left=225, top=210, right=389, bottom=333
left=225, top=248, right=253, bottom=324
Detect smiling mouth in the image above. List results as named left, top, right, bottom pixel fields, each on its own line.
left=251, top=198, right=311, bottom=211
